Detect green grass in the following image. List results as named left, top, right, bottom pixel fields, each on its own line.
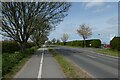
left=96, top=49, right=119, bottom=57
left=2, top=47, right=37, bottom=79
left=3, top=56, right=31, bottom=79
left=48, top=49, right=91, bottom=79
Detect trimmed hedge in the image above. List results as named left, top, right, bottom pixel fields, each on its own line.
left=91, top=39, right=101, bottom=48
left=2, top=41, right=35, bottom=53
left=110, top=37, right=120, bottom=50
left=58, top=39, right=101, bottom=48
left=2, top=47, right=36, bottom=76
left=65, top=40, right=84, bottom=47
left=2, top=41, right=20, bottom=53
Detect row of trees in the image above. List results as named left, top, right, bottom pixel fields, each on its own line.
left=0, top=2, right=71, bottom=51
left=51, top=24, right=92, bottom=47
left=50, top=33, right=69, bottom=45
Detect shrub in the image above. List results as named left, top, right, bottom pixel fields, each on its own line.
left=66, top=41, right=72, bottom=46
left=86, top=40, right=92, bottom=47
left=91, top=39, right=101, bottom=48
left=2, top=52, right=25, bottom=75
left=2, top=41, right=35, bottom=53
left=110, top=37, right=120, bottom=51
left=2, top=47, right=36, bottom=76
left=25, top=42, right=35, bottom=48
left=2, top=41, right=20, bottom=53
left=58, top=39, right=101, bottom=48
left=74, top=41, right=81, bottom=46
left=23, top=47, right=36, bottom=54
left=59, top=42, right=64, bottom=46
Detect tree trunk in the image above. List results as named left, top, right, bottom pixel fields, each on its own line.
left=20, top=42, right=26, bottom=52
left=64, top=42, right=66, bottom=45
left=83, top=38, right=86, bottom=48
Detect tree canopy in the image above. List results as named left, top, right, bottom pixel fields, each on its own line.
left=61, top=33, right=69, bottom=45
left=1, top=2, right=71, bottom=50
left=77, top=24, right=92, bottom=47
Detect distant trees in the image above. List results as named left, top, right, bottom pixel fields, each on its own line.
left=77, top=24, right=92, bottom=47
left=51, top=38, right=56, bottom=44
left=56, top=39, right=60, bottom=44
left=1, top=2, right=71, bottom=51
left=61, top=33, right=69, bottom=45
left=50, top=38, right=60, bottom=45
left=30, top=17, right=51, bottom=47
left=46, top=40, right=52, bottom=45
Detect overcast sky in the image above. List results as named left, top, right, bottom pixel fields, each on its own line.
left=48, top=1, right=119, bottom=44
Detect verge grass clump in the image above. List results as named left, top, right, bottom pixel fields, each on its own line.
left=2, top=47, right=37, bottom=78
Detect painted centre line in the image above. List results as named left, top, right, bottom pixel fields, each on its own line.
left=87, top=55, right=96, bottom=58
left=38, top=48, right=44, bottom=79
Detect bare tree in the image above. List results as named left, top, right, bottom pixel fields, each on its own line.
left=61, top=33, right=69, bottom=45
left=77, top=24, right=92, bottom=47
left=1, top=2, right=71, bottom=51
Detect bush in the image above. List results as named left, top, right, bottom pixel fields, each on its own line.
left=86, top=40, right=92, bottom=47
left=25, top=42, right=35, bottom=48
left=2, top=41, right=35, bottom=53
left=58, top=39, right=101, bottom=48
left=66, top=41, right=73, bottom=46
left=23, top=47, right=36, bottom=54
left=2, top=52, right=25, bottom=75
left=91, top=39, right=101, bottom=48
left=110, top=37, right=120, bottom=51
left=59, top=42, right=64, bottom=46
left=72, top=41, right=81, bottom=46
left=66, top=40, right=84, bottom=47
left=2, top=41, right=20, bottom=53
left=2, top=47, right=36, bottom=76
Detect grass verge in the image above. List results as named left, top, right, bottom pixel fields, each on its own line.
left=48, top=49, right=92, bottom=79
left=3, top=55, right=31, bottom=79
left=96, top=49, right=119, bottom=57
left=2, top=47, right=37, bottom=79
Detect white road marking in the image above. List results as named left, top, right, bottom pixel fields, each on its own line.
left=87, top=55, right=96, bottom=58
left=38, top=48, right=44, bottom=79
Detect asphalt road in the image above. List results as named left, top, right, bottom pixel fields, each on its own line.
left=42, top=50, right=65, bottom=78
left=14, top=48, right=64, bottom=78
left=14, top=50, right=43, bottom=78
left=53, top=46, right=119, bottom=78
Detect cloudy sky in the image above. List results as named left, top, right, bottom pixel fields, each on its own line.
left=48, top=1, right=119, bottom=44
left=0, top=0, right=119, bottom=44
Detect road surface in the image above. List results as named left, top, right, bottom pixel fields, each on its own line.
left=52, top=46, right=119, bottom=79
left=14, top=48, right=65, bottom=79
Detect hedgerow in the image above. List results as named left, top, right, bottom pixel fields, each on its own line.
left=2, top=41, right=35, bottom=53
left=58, top=39, right=101, bottom=48
left=91, top=39, right=101, bottom=48
left=2, top=47, right=36, bottom=76
left=110, top=37, right=120, bottom=51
